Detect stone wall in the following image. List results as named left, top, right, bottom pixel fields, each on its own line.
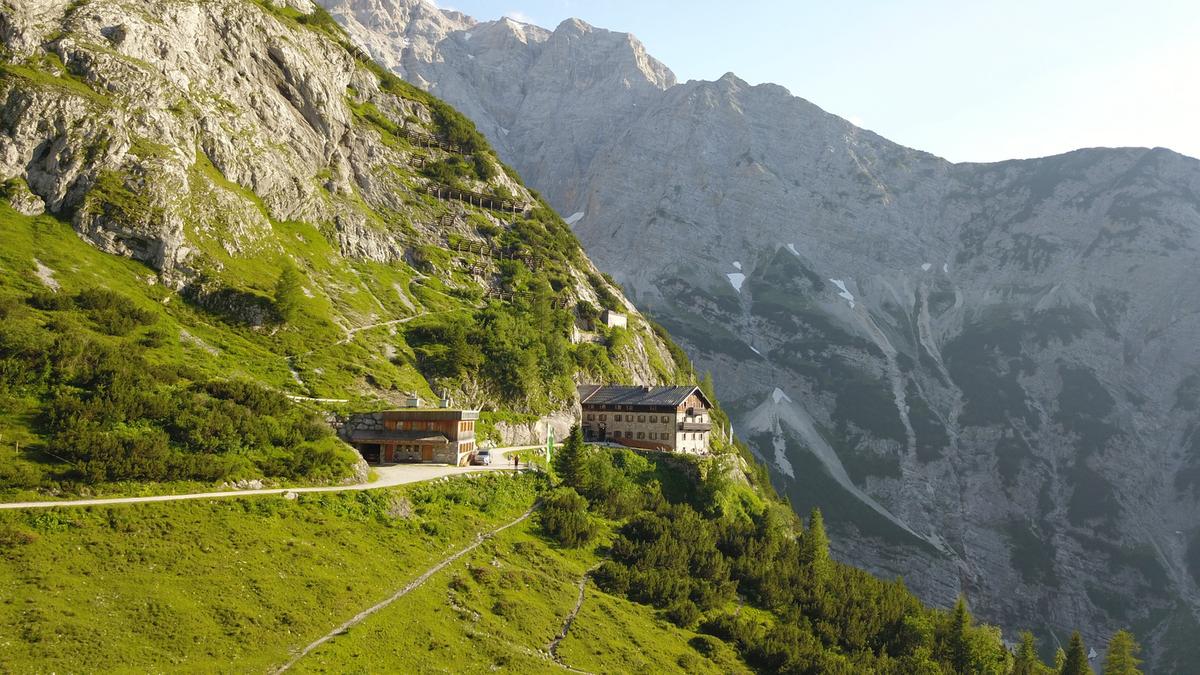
left=493, top=410, right=576, bottom=447
left=338, top=412, right=386, bottom=442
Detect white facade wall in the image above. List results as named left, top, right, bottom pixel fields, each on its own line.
left=602, top=311, right=628, bottom=328
left=674, top=409, right=711, bottom=454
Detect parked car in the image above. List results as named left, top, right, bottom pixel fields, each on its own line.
left=471, top=449, right=492, bottom=466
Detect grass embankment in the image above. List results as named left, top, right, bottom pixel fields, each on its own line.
left=0, top=473, right=539, bottom=672
left=0, top=468, right=745, bottom=674
left=292, top=516, right=746, bottom=674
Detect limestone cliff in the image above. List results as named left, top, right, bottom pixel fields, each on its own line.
left=318, top=0, right=1200, bottom=667
left=0, top=0, right=689, bottom=419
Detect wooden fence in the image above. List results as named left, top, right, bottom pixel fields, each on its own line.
left=427, top=183, right=529, bottom=214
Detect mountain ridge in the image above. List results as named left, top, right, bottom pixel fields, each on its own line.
left=316, top=0, right=1200, bottom=668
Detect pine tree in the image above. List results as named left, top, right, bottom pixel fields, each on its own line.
left=799, top=507, right=831, bottom=582
left=700, top=371, right=716, bottom=400
left=1061, top=631, right=1093, bottom=675
left=553, top=424, right=587, bottom=488
left=947, top=596, right=973, bottom=673
left=1013, top=631, right=1047, bottom=675
left=1101, top=630, right=1141, bottom=675
left=273, top=263, right=305, bottom=323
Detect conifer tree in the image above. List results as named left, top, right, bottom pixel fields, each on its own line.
left=947, top=596, right=973, bottom=673
left=700, top=371, right=716, bottom=400
left=1061, top=632, right=1093, bottom=675
left=273, top=263, right=305, bottom=323
left=553, top=424, right=587, bottom=487
left=1101, top=630, right=1141, bottom=675
left=1054, top=648, right=1067, bottom=673
left=799, top=507, right=831, bottom=582
left=1013, top=631, right=1047, bottom=675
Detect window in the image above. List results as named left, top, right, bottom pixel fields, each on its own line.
left=638, top=415, right=645, bottom=422
left=649, top=415, right=657, bottom=423
left=599, top=414, right=606, bottom=421
left=637, top=432, right=645, bottom=440
left=614, top=414, right=622, bottom=422
left=586, top=414, right=594, bottom=421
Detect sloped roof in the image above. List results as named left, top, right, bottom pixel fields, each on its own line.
left=345, top=430, right=450, bottom=444
left=578, top=384, right=711, bottom=409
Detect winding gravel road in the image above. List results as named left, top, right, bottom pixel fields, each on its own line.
left=0, top=446, right=546, bottom=511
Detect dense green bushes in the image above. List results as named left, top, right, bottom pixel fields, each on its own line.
left=406, top=277, right=575, bottom=413
left=27, top=288, right=157, bottom=335
left=542, top=440, right=1071, bottom=673
left=537, top=487, right=596, bottom=548
left=0, top=290, right=356, bottom=487
left=421, top=157, right=475, bottom=188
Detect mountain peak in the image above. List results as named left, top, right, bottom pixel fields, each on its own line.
left=555, top=17, right=594, bottom=34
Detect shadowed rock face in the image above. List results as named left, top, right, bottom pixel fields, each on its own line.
left=319, top=0, right=1200, bottom=665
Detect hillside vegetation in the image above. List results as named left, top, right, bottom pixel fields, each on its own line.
left=1, top=443, right=1134, bottom=673
left=0, top=0, right=687, bottom=499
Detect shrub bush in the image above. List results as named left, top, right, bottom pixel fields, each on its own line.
left=537, top=487, right=596, bottom=548
left=0, top=294, right=356, bottom=487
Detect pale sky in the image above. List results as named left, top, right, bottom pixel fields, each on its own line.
left=438, top=0, right=1200, bottom=163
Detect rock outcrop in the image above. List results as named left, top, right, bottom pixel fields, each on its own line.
left=319, top=0, right=1200, bottom=666
left=0, top=0, right=688, bottom=415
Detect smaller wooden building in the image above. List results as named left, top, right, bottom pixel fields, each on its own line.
left=340, top=408, right=479, bottom=466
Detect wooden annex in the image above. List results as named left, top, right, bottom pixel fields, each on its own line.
left=340, top=408, right=479, bottom=466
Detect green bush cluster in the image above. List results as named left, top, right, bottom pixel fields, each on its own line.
left=0, top=290, right=355, bottom=487
left=536, top=487, right=596, bottom=548
left=429, top=99, right=489, bottom=157
left=586, top=271, right=622, bottom=311
left=28, top=288, right=157, bottom=336
left=544, top=435, right=1083, bottom=673
left=421, top=157, right=475, bottom=189
left=406, top=278, right=575, bottom=413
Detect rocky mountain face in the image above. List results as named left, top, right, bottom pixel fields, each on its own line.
left=319, top=0, right=1200, bottom=667
left=0, top=0, right=687, bottom=427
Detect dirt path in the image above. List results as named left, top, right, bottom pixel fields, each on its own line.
left=286, top=308, right=449, bottom=367
left=548, top=567, right=598, bottom=665
left=271, top=506, right=538, bottom=673
left=0, top=447, right=547, bottom=511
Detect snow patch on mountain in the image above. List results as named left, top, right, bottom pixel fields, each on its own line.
left=565, top=211, right=585, bottom=225
left=830, top=278, right=855, bottom=308
left=727, top=272, right=745, bottom=292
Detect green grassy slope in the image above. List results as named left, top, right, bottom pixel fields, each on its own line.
left=0, top=474, right=540, bottom=672
left=0, top=471, right=748, bottom=674
left=292, top=518, right=747, bottom=674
